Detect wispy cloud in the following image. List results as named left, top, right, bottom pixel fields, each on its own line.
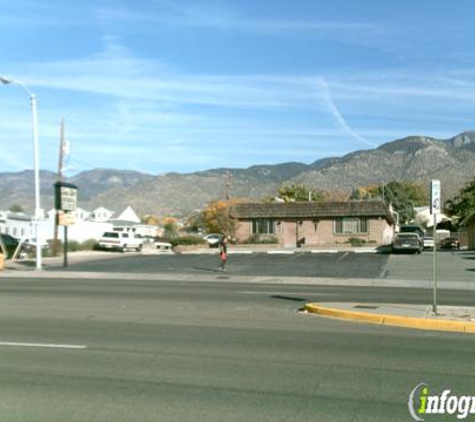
left=96, top=2, right=378, bottom=36
left=2, top=35, right=473, bottom=174
left=0, top=0, right=97, bottom=27
left=317, top=77, right=377, bottom=148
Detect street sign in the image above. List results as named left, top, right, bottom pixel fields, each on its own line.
left=430, top=180, right=441, bottom=214
left=57, top=210, right=76, bottom=226
left=54, top=181, right=78, bottom=212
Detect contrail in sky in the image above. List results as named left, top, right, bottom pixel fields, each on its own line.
left=317, top=77, right=377, bottom=148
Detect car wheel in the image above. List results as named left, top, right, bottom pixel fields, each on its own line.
left=136, top=244, right=142, bottom=252
left=121, top=244, right=127, bottom=253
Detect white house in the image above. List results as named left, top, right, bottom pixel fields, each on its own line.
left=106, top=206, right=158, bottom=237
left=74, top=207, right=91, bottom=221
left=1, top=205, right=158, bottom=244
left=91, top=207, right=114, bottom=222
left=0, top=212, right=33, bottom=239
left=115, top=206, right=140, bottom=223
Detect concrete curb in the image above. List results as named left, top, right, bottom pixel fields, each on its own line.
left=304, top=303, right=475, bottom=334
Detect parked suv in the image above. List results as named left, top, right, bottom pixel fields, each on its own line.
left=98, top=231, right=143, bottom=252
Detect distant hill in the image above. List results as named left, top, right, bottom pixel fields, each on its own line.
left=292, top=131, right=475, bottom=202
left=2, top=131, right=475, bottom=217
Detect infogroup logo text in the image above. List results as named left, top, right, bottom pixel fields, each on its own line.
left=408, top=383, right=475, bottom=421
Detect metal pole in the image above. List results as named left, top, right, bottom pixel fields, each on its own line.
left=432, top=213, right=438, bottom=314
left=63, top=225, right=68, bottom=267
left=0, top=76, right=42, bottom=270
left=30, top=94, right=42, bottom=270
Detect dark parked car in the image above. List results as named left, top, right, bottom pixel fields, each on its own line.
left=439, top=237, right=461, bottom=251
left=392, top=232, right=424, bottom=254
left=0, top=234, right=20, bottom=259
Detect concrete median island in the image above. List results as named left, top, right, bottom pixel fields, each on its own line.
left=304, top=302, right=475, bottom=334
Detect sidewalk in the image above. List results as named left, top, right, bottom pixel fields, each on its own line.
left=304, top=302, right=475, bottom=334
left=175, top=245, right=381, bottom=254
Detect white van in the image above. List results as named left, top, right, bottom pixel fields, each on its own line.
left=98, top=231, right=143, bottom=252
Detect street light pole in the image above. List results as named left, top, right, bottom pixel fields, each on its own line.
left=1, top=76, right=42, bottom=270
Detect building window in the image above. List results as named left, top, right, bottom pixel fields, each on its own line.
left=251, top=219, right=275, bottom=235
left=334, top=217, right=368, bottom=235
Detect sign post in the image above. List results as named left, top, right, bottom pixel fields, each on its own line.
left=54, top=182, right=78, bottom=267
left=430, top=180, right=441, bottom=314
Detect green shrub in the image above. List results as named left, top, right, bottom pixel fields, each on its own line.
left=66, top=240, right=81, bottom=252
left=242, top=235, right=278, bottom=244
left=345, top=238, right=377, bottom=246
left=43, top=238, right=99, bottom=255
left=80, top=239, right=99, bottom=251
left=170, top=236, right=206, bottom=247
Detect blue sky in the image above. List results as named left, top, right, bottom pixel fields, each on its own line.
left=1, top=0, right=475, bottom=175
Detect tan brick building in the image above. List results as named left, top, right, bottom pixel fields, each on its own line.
left=460, top=210, right=475, bottom=250
left=231, top=201, right=395, bottom=248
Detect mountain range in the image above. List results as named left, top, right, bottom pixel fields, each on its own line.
left=2, top=131, right=475, bottom=217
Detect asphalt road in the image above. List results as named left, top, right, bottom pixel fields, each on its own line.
left=1, top=277, right=475, bottom=421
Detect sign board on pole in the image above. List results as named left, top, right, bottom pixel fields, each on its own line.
left=54, top=182, right=78, bottom=212
left=57, top=210, right=76, bottom=226
left=430, top=180, right=441, bottom=215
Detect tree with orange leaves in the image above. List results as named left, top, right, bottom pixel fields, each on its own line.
left=200, top=198, right=245, bottom=236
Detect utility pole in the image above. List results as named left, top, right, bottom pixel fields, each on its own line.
left=52, top=119, right=66, bottom=256
left=225, top=171, right=231, bottom=236
left=430, top=180, right=441, bottom=315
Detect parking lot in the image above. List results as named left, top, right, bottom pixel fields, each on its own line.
left=44, top=249, right=475, bottom=283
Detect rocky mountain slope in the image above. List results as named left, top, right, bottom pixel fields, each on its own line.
left=292, top=132, right=475, bottom=202
left=1, top=132, right=475, bottom=217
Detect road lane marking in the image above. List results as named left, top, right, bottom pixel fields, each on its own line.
left=238, top=291, right=340, bottom=296
left=0, top=341, right=87, bottom=350
left=338, top=252, right=350, bottom=261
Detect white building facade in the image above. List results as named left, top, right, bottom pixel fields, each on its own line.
left=0, top=206, right=158, bottom=244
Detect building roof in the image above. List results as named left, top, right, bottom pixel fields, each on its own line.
left=5, top=212, right=32, bottom=222
left=231, top=201, right=394, bottom=222
left=116, top=206, right=141, bottom=223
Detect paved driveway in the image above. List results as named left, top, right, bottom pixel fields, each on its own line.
left=50, top=251, right=387, bottom=279
left=385, top=250, right=475, bottom=282
left=42, top=249, right=475, bottom=283
left=49, top=252, right=388, bottom=278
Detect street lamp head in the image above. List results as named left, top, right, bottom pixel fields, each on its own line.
left=0, top=76, right=14, bottom=85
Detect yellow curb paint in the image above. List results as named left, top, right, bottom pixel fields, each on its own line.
left=304, top=304, right=384, bottom=325
left=382, top=315, right=467, bottom=333
left=304, top=303, right=475, bottom=334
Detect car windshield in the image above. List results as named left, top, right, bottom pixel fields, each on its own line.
left=400, top=226, right=423, bottom=234
left=103, top=232, right=119, bottom=238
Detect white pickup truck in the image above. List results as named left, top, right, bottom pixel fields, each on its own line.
left=98, top=231, right=143, bottom=252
